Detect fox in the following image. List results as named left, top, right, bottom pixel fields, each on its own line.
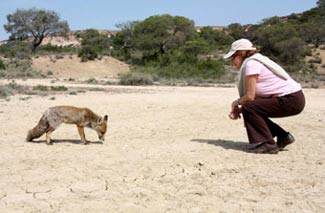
left=26, top=106, right=108, bottom=145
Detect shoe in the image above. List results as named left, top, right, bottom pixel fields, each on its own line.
left=277, top=133, right=295, bottom=151
left=250, top=141, right=279, bottom=154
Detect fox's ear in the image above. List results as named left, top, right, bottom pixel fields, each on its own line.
left=103, top=115, right=108, bottom=121
left=97, top=117, right=103, bottom=124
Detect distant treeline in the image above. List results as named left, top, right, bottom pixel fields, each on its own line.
left=1, top=4, right=325, bottom=82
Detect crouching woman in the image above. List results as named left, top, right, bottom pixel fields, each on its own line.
left=224, top=38, right=305, bottom=154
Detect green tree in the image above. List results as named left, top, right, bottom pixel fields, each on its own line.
left=199, top=27, right=217, bottom=46
left=300, top=22, right=325, bottom=47
left=0, top=59, right=5, bottom=70
left=298, top=7, right=325, bottom=47
left=226, top=23, right=246, bottom=40
left=78, top=46, right=98, bottom=62
left=116, top=15, right=195, bottom=64
left=76, top=29, right=111, bottom=61
left=112, top=21, right=139, bottom=60
left=77, top=29, right=109, bottom=47
left=4, top=8, right=69, bottom=51
left=299, top=7, right=325, bottom=23
left=199, top=26, right=233, bottom=49
left=261, top=16, right=282, bottom=25
left=253, top=24, right=305, bottom=71
left=317, top=0, right=325, bottom=9
left=131, top=14, right=195, bottom=63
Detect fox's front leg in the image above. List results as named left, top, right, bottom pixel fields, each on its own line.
left=77, top=125, right=88, bottom=145
left=46, top=129, right=54, bottom=145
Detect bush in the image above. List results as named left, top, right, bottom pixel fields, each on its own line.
left=0, top=41, right=32, bottom=59
left=119, top=71, right=154, bottom=85
left=78, top=46, right=98, bottom=62
left=0, top=81, right=26, bottom=98
left=50, top=86, right=68, bottom=91
left=0, top=59, right=6, bottom=70
left=308, top=57, right=322, bottom=64
left=196, top=58, right=225, bottom=79
left=85, top=78, right=98, bottom=84
left=0, top=85, right=13, bottom=98
left=37, top=44, right=77, bottom=54
left=0, top=59, right=42, bottom=78
left=32, top=85, right=48, bottom=91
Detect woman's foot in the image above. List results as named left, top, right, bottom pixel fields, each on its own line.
left=250, top=141, right=279, bottom=154
left=277, top=133, right=295, bottom=150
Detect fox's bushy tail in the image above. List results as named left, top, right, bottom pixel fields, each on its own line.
left=26, top=114, right=49, bottom=141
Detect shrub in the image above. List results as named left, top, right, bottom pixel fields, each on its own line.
left=0, top=59, right=42, bottom=78
left=85, top=78, right=97, bottom=84
left=37, top=44, right=77, bottom=54
left=0, top=85, right=13, bottom=98
left=69, top=91, right=78, bottom=95
left=0, top=59, right=6, bottom=70
left=50, top=86, right=68, bottom=91
left=78, top=46, right=98, bottom=62
left=119, top=71, right=154, bottom=85
left=308, top=57, right=322, bottom=64
left=0, top=41, right=32, bottom=59
left=32, top=85, right=48, bottom=91
left=0, top=81, right=26, bottom=98
left=196, top=58, right=225, bottom=79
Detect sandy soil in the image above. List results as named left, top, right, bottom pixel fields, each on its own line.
left=0, top=79, right=324, bottom=212
left=32, top=55, right=130, bottom=79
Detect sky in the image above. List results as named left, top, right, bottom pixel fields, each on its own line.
left=0, top=0, right=318, bottom=41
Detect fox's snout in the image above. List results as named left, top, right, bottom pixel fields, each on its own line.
left=99, top=135, right=105, bottom=141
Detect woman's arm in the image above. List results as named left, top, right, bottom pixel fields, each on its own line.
left=229, top=74, right=258, bottom=120
left=244, top=74, right=257, bottom=102
left=232, top=74, right=258, bottom=107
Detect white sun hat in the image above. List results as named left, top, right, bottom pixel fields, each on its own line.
left=223, top=38, right=256, bottom=59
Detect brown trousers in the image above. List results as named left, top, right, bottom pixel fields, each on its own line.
left=241, top=90, right=305, bottom=144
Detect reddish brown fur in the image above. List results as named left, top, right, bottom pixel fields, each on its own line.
left=26, top=115, right=49, bottom=142
left=26, top=106, right=108, bottom=144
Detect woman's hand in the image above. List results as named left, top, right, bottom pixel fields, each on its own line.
left=229, top=105, right=241, bottom=120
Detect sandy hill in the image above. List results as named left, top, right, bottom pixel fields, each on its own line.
left=40, top=30, right=118, bottom=47
left=32, top=55, right=129, bottom=80
left=31, top=30, right=131, bottom=79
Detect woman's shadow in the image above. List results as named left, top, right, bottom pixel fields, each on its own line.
left=191, top=139, right=249, bottom=153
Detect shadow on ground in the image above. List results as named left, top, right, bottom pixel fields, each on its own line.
left=191, top=139, right=249, bottom=153
left=28, top=139, right=103, bottom=145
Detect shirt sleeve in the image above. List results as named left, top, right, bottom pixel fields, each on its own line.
left=245, top=60, right=263, bottom=76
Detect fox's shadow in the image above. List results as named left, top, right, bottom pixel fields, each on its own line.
left=191, top=139, right=249, bottom=153
left=29, top=139, right=103, bottom=145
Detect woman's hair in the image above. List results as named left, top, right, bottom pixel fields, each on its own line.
left=239, top=49, right=259, bottom=59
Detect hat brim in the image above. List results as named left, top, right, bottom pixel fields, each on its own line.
left=223, top=49, right=236, bottom=59
left=223, top=47, right=256, bottom=59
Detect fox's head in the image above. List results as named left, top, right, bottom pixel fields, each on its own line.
left=95, top=115, right=108, bottom=141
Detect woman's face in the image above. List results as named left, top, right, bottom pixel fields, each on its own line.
left=231, top=51, right=244, bottom=70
